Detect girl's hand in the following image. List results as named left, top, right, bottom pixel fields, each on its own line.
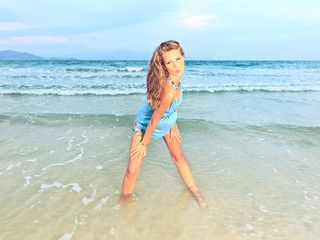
left=130, top=141, right=147, bottom=162
left=169, top=124, right=181, bottom=143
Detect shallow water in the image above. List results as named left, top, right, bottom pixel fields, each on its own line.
left=1, top=98, right=319, bottom=239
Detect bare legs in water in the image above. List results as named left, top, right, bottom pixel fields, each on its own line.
left=119, top=127, right=207, bottom=208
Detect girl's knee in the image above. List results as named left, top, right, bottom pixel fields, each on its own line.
left=126, top=164, right=140, bottom=179
left=171, top=153, right=186, bottom=165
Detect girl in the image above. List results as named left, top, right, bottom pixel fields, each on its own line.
left=119, top=40, right=207, bottom=208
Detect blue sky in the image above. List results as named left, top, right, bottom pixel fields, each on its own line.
left=0, top=0, right=319, bottom=60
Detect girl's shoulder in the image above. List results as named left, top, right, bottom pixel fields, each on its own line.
left=164, top=80, right=177, bottom=92
left=162, top=81, right=176, bottom=101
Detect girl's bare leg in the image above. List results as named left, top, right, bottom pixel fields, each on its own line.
left=163, top=132, right=207, bottom=208
left=119, top=133, right=144, bottom=203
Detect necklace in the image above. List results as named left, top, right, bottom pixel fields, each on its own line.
left=169, top=77, right=181, bottom=88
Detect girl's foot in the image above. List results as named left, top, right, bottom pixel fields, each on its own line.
left=194, top=193, right=208, bottom=208
left=117, top=194, right=130, bottom=205
left=189, top=187, right=208, bottom=208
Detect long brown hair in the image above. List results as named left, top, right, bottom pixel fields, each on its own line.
left=146, top=40, right=185, bottom=110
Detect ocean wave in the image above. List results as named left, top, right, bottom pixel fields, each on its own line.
left=2, top=113, right=319, bottom=133
left=0, top=113, right=137, bottom=127
left=183, top=85, right=320, bottom=93
left=65, top=67, right=107, bottom=73
left=63, top=66, right=147, bottom=73
left=0, top=89, right=146, bottom=96
left=1, top=85, right=319, bottom=96
left=117, top=67, right=147, bottom=72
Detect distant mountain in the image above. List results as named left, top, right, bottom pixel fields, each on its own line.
left=0, top=50, right=45, bottom=60
left=0, top=50, right=78, bottom=60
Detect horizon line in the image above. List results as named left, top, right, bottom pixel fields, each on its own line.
left=0, top=49, right=319, bottom=61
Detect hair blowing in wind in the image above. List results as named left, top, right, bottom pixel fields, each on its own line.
left=146, top=40, right=185, bottom=110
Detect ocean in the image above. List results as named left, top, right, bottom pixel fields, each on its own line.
left=0, top=60, right=319, bottom=239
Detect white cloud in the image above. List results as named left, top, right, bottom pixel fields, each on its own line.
left=0, top=22, right=35, bottom=31
left=0, top=36, right=70, bottom=45
left=184, top=15, right=217, bottom=28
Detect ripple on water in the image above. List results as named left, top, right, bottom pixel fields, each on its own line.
left=40, top=182, right=82, bottom=193
left=246, top=224, right=254, bottom=231
left=82, top=189, right=97, bottom=206
left=95, top=195, right=110, bottom=211
left=24, top=176, right=32, bottom=186
left=259, top=206, right=269, bottom=213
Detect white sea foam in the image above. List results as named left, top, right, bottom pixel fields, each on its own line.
left=246, top=224, right=254, bottom=231
left=24, top=176, right=32, bottom=186
left=82, top=197, right=94, bottom=205
left=40, top=182, right=82, bottom=193
left=66, top=137, right=74, bottom=150
left=58, top=227, right=76, bottom=240
left=42, top=145, right=83, bottom=171
left=118, top=66, right=145, bottom=72
left=1, top=85, right=319, bottom=96
left=259, top=206, right=269, bottom=213
left=96, top=165, right=103, bottom=170
left=81, top=128, right=90, bottom=144
left=304, top=195, right=311, bottom=200
left=0, top=88, right=146, bottom=96
left=26, top=158, right=37, bottom=162
left=6, top=164, right=14, bottom=170
left=82, top=189, right=97, bottom=206
left=271, top=167, right=278, bottom=173
left=109, top=227, right=115, bottom=235
left=95, top=196, right=109, bottom=211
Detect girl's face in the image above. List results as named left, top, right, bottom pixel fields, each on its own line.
left=162, top=49, right=185, bottom=79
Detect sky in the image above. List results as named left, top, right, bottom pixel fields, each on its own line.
left=0, top=0, right=319, bottom=60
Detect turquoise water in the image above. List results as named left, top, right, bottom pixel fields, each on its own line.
left=1, top=60, right=320, bottom=95
left=0, top=60, right=320, bottom=239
